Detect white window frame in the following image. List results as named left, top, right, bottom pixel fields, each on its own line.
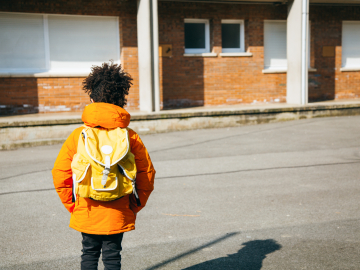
left=341, top=21, right=360, bottom=71
left=0, top=12, right=120, bottom=77
left=221, top=20, right=245, bottom=53
left=184, top=19, right=210, bottom=54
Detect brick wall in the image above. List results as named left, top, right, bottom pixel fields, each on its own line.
left=158, top=2, right=360, bottom=109
left=158, top=2, right=288, bottom=109
left=309, top=6, right=360, bottom=101
left=0, top=77, right=89, bottom=114
left=0, top=0, right=139, bottom=115
left=1, top=1, right=360, bottom=115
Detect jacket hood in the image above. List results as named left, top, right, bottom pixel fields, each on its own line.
left=82, top=103, right=130, bottom=129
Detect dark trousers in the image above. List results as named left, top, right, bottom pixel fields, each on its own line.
left=81, top=232, right=124, bottom=270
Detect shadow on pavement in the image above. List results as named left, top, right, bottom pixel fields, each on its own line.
left=146, top=232, right=239, bottom=270
left=183, top=239, right=282, bottom=270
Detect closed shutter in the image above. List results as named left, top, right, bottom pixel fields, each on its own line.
left=48, top=15, right=119, bottom=73
left=342, top=22, right=360, bottom=68
left=0, top=13, right=46, bottom=71
left=264, top=21, right=287, bottom=69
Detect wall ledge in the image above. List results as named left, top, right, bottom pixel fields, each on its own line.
left=262, top=68, right=317, bottom=74
left=340, top=67, right=360, bottom=72
left=0, top=72, right=89, bottom=78
left=2, top=102, right=360, bottom=150
left=183, top=53, right=217, bottom=57
left=262, top=69, right=287, bottom=74
left=219, top=52, right=253, bottom=57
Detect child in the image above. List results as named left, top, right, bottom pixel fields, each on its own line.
left=52, top=62, right=155, bottom=270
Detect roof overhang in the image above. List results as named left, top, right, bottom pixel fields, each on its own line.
left=159, top=0, right=360, bottom=5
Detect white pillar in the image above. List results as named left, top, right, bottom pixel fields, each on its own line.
left=152, top=0, right=160, bottom=112
left=137, top=0, right=160, bottom=112
left=286, top=0, right=309, bottom=105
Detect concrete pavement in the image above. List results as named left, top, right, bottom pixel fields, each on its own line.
left=0, top=115, right=359, bottom=269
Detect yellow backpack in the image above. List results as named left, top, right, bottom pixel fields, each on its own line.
left=71, top=126, right=140, bottom=204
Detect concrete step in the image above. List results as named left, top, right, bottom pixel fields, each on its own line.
left=1, top=100, right=360, bottom=150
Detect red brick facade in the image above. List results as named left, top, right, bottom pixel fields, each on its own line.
left=309, top=6, right=360, bottom=101
left=159, top=2, right=288, bottom=109
left=0, top=77, right=89, bottom=114
left=0, top=0, right=139, bottom=114
left=159, top=2, right=360, bottom=109
left=0, top=1, right=359, bottom=114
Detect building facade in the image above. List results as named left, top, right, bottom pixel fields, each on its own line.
left=0, top=0, right=359, bottom=115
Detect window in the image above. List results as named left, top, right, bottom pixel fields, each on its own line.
left=184, top=19, right=210, bottom=54
left=342, top=21, right=360, bottom=69
left=0, top=12, right=120, bottom=75
left=264, top=21, right=287, bottom=70
left=221, top=20, right=244, bottom=53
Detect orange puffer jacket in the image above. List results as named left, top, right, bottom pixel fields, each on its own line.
left=52, top=103, right=155, bottom=235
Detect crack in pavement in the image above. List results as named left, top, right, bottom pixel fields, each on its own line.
left=2, top=160, right=359, bottom=196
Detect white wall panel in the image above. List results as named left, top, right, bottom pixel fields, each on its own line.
left=264, top=21, right=287, bottom=69
left=342, top=21, right=360, bottom=68
left=48, top=15, right=120, bottom=73
left=0, top=13, right=46, bottom=71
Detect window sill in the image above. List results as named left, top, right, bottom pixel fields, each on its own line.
left=220, top=52, right=253, bottom=57
left=262, top=69, right=287, bottom=74
left=340, top=67, right=360, bottom=72
left=183, top=53, right=217, bottom=57
left=0, top=72, right=90, bottom=78
left=262, top=68, right=317, bottom=74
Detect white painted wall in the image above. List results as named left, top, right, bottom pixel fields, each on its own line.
left=137, top=0, right=153, bottom=112
left=152, top=0, right=160, bottom=112
left=137, top=0, right=160, bottom=112
left=287, top=0, right=309, bottom=105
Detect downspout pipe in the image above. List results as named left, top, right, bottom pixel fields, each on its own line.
left=301, top=0, right=309, bottom=105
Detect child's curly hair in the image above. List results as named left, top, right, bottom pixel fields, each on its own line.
left=82, top=62, right=133, bottom=107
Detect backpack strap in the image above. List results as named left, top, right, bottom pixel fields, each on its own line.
left=132, top=181, right=141, bottom=207
left=72, top=128, right=87, bottom=203
left=100, top=145, right=113, bottom=187
left=118, top=164, right=141, bottom=207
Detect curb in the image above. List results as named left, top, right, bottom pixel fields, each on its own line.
left=1, top=103, right=360, bottom=150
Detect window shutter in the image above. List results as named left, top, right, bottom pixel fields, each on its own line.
left=48, top=15, right=119, bottom=73
left=264, top=21, right=287, bottom=69
left=0, top=13, right=46, bottom=70
left=342, top=22, right=360, bottom=68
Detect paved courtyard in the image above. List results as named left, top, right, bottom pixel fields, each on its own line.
left=0, top=115, right=360, bottom=269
